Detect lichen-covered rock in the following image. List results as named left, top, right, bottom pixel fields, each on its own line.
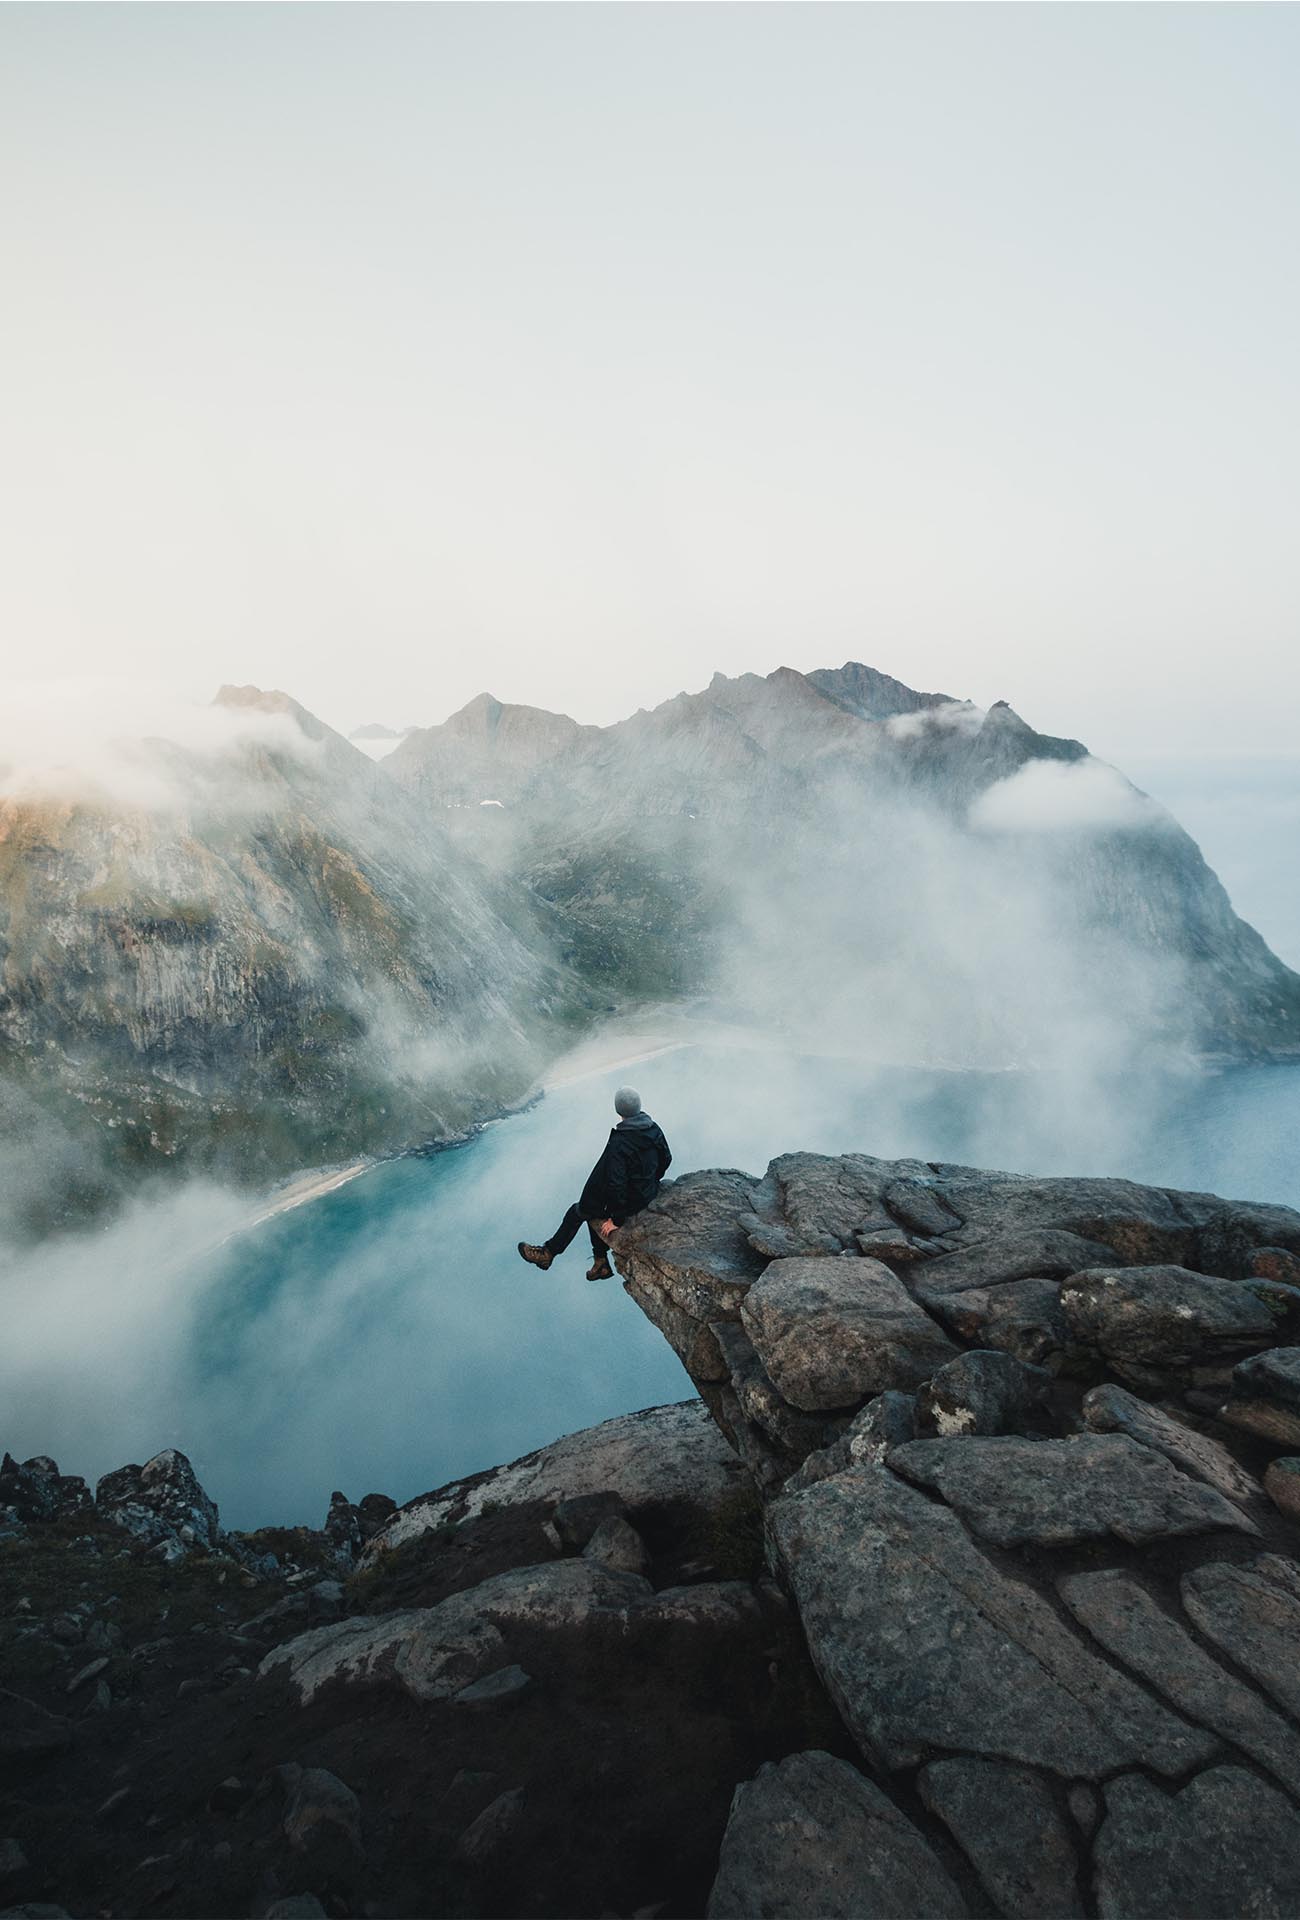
left=367, top=1401, right=745, bottom=1559
left=846, top=1391, right=918, bottom=1466
left=323, top=1491, right=362, bottom=1564
left=1059, top=1266, right=1279, bottom=1387
left=260, top=1560, right=652, bottom=1704
left=1219, top=1347, right=1300, bottom=1449
left=0, top=1456, right=90, bottom=1525
left=739, top=1258, right=957, bottom=1412
left=706, top=1750, right=967, bottom=1920
left=889, top=1434, right=1257, bottom=1548
left=94, top=1449, right=220, bottom=1553
left=1093, top=1767, right=1300, bottom=1920
left=916, top=1349, right=1050, bottom=1437
left=766, top=1467, right=1214, bottom=1778
left=918, top=1757, right=1083, bottom=1918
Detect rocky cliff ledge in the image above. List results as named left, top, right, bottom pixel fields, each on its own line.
left=8, top=1155, right=1300, bottom=1918
left=614, top=1152, right=1300, bottom=1917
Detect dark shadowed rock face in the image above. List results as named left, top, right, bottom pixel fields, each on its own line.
left=706, top=1749, right=967, bottom=1920
left=618, top=1150, right=1300, bottom=1920
left=1220, top=1347, right=1300, bottom=1448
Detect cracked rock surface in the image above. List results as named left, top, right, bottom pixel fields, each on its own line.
left=615, top=1149, right=1300, bottom=1920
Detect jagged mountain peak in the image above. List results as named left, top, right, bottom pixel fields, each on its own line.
left=808, top=660, right=956, bottom=722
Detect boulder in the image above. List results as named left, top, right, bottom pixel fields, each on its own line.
left=740, top=1258, right=957, bottom=1412
left=281, top=1764, right=362, bottom=1855
left=615, top=1169, right=765, bottom=1364
left=854, top=1227, right=937, bottom=1264
left=0, top=1456, right=90, bottom=1525
left=711, top=1319, right=834, bottom=1459
left=738, top=1211, right=840, bottom=1260
left=1093, top=1767, right=1300, bottom=1920
left=925, top=1277, right=1078, bottom=1370
left=706, top=1750, right=967, bottom=1919
left=912, top=1231, right=1120, bottom=1304
left=1196, top=1202, right=1300, bottom=1279
left=452, top=1665, right=532, bottom=1709
left=1248, top=1247, right=1300, bottom=1288
left=368, top=1401, right=744, bottom=1558
left=1059, top=1567, right=1300, bottom=1800
left=929, top=1171, right=1216, bottom=1268
left=1058, top=1267, right=1278, bottom=1387
left=457, top=1787, right=526, bottom=1864
left=1219, top=1348, right=1300, bottom=1449
left=766, top=1467, right=1214, bottom=1778
left=889, top=1434, right=1257, bottom=1548
left=582, top=1516, right=651, bottom=1577
left=881, top=1177, right=964, bottom=1240
left=1081, top=1383, right=1265, bottom=1515
left=760, top=1152, right=924, bottom=1251
left=95, top=1449, right=220, bottom=1552
left=1181, top=1556, right=1300, bottom=1722
left=916, top=1350, right=1050, bottom=1437
left=552, top=1491, right=627, bottom=1551
left=846, top=1392, right=918, bottom=1466
left=918, top=1757, right=1083, bottom=1918
left=323, top=1492, right=362, bottom=1563
left=1264, top=1457, right=1300, bottom=1522
left=356, top=1492, right=397, bottom=1537
left=260, top=1559, right=651, bottom=1705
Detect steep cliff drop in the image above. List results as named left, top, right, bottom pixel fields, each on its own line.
left=7, top=1155, right=1300, bottom=1915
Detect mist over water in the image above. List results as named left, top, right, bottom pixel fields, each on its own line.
left=1, top=753, right=1297, bottom=1530
left=4, top=1036, right=1300, bottom=1531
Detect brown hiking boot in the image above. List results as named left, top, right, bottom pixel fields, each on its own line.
left=518, top=1242, right=553, bottom=1271
left=586, top=1255, right=613, bottom=1282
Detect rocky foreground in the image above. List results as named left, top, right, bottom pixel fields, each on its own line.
left=616, top=1152, right=1300, bottom=1917
left=6, top=1152, right=1300, bottom=1917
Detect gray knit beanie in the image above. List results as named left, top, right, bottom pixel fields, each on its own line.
left=614, top=1086, right=642, bottom=1118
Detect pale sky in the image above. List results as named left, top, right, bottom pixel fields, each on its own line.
left=2, top=4, right=1297, bottom=760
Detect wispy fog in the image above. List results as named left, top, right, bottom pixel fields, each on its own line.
left=970, top=758, right=1166, bottom=835
left=3, top=1035, right=1300, bottom=1530
left=0, top=679, right=320, bottom=810
left=1126, top=756, right=1300, bottom=970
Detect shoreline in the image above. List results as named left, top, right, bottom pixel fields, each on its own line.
left=218, top=1013, right=1259, bottom=1246
left=223, top=1016, right=703, bottom=1243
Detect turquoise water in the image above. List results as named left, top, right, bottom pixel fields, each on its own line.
left=175, top=1042, right=1300, bottom=1529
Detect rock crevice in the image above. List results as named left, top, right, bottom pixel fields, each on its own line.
left=615, top=1150, right=1300, bottom=1919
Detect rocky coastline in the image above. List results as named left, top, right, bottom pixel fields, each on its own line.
left=6, top=1152, right=1300, bottom=1916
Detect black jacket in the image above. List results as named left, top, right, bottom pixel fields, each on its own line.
left=579, top=1112, right=672, bottom=1226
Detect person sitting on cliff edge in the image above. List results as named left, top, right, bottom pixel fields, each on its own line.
left=518, top=1086, right=672, bottom=1282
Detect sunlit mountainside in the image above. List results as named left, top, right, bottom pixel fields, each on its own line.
left=3, top=662, right=1299, bottom=1240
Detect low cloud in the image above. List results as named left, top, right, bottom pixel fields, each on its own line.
left=969, top=757, right=1164, bottom=835
left=887, top=699, right=986, bottom=740
left=0, top=679, right=319, bottom=812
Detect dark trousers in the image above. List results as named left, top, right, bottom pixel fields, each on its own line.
left=546, top=1204, right=609, bottom=1263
